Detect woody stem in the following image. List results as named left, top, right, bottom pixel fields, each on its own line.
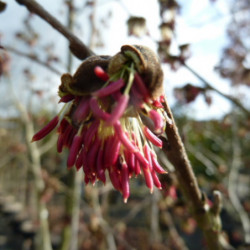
left=162, top=97, right=223, bottom=250
left=15, top=0, right=94, bottom=60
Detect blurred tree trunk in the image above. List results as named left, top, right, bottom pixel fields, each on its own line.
left=59, top=1, right=83, bottom=250
left=12, top=91, right=52, bottom=250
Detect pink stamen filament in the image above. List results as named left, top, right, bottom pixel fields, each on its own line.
left=92, top=79, right=125, bottom=97
left=73, top=97, right=90, bottom=123
left=109, top=166, right=122, bottom=191
left=82, top=148, right=91, bottom=177
left=160, top=95, right=165, bottom=103
left=112, top=91, right=122, bottom=101
left=130, top=85, right=144, bottom=108
left=58, top=123, right=74, bottom=150
left=134, top=159, right=141, bottom=176
left=149, top=109, right=164, bottom=133
left=75, top=147, right=84, bottom=170
left=134, top=151, right=149, bottom=169
left=142, top=167, right=154, bottom=193
left=87, top=138, right=101, bottom=173
left=84, top=120, right=100, bottom=149
left=143, top=126, right=163, bottom=148
left=90, top=97, right=110, bottom=121
left=124, top=150, right=135, bottom=175
left=57, top=118, right=68, bottom=133
left=64, top=126, right=77, bottom=148
left=152, top=99, right=163, bottom=108
left=131, top=83, right=143, bottom=99
left=151, top=170, right=162, bottom=189
left=107, top=94, right=129, bottom=125
left=97, top=147, right=106, bottom=183
left=67, top=134, right=84, bottom=168
left=104, top=136, right=114, bottom=167
left=150, top=151, right=167, bottom=174
left=57, top=133, right=64, bottom=153
left=105, top=136, right=121, bottom=167
left=114, top=121, right=137, bottom=153
left=143, top=144, right=153, bottom=172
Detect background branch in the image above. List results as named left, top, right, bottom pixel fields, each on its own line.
left=15, top=0, right=94, bottom=60
left=183, top=62, right=250, bottom=117
left=2, top=45, right=62, bottom=75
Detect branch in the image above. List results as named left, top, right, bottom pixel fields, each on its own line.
left=2, top=45, right=62, bottom=75
left=183, top=62, right=250, bottom=117
left=161, top=210, right=189, bottom=250
left=15, top=0, right=94, bottom=60
left=150, top=190, right=162, bottom=243
left=162, top=96, right=225, bottom=250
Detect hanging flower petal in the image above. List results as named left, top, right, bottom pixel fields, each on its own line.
left=149, top=109, right=164, bottom=133
left=73, top=97, right=90, bottom=123
left=67, top=134, right=84, bottom=168
left=150, top=151, right=167, bottom=174
left=106, top=94, right=129, bottom=125
left=109, top=166, right=122, bottom=191
left=114, top=121, right=137, bottom=153
left=97, top=147, right=106, bottom=183
left=142, top=167, right=154, bottom=193
left=58, top=94, right=74, bottom=103
left=151, top=170, right=162, bottom=189
left=32, top=116, right=59, bottom=142
left=121, top=162, right=130, bottom=203
left=143, top=126, right=163, bottom=148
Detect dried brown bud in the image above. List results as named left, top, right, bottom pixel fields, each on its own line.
left=108, top=45, right=164, bottom=99
left=59, top=45, right=163, bottom=99
left=0, top=1, right=7, bottom=13
left=59, top=55, right=110, bottom=96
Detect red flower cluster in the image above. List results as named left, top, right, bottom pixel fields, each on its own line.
left=32, top=47, right=168, bottom=202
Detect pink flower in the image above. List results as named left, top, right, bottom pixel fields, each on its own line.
left=32, top=46, right=169, bottom=202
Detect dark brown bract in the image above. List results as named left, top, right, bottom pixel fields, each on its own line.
left=59, top=55, right=110, bottom=96
left=59, top=45, right=163, bottom=99
left=108, top=45, right=164, bottom=99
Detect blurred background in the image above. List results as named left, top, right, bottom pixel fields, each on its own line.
left=0, top=0, right=249, bottom=249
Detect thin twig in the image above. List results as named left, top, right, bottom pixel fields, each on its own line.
left=186, top=142, right=219, bottom=176
left=161, top=210, right=189, bottom=250
left=15, top=0, right=94, bottom=60
left=88, top=0, right=97, bottom=50
left=183, top=62, right=250, bottom=117
left=2, top=45, right=62, bottom=75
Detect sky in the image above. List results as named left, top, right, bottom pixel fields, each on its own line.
left=0, top=0, right=246, bottom=120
